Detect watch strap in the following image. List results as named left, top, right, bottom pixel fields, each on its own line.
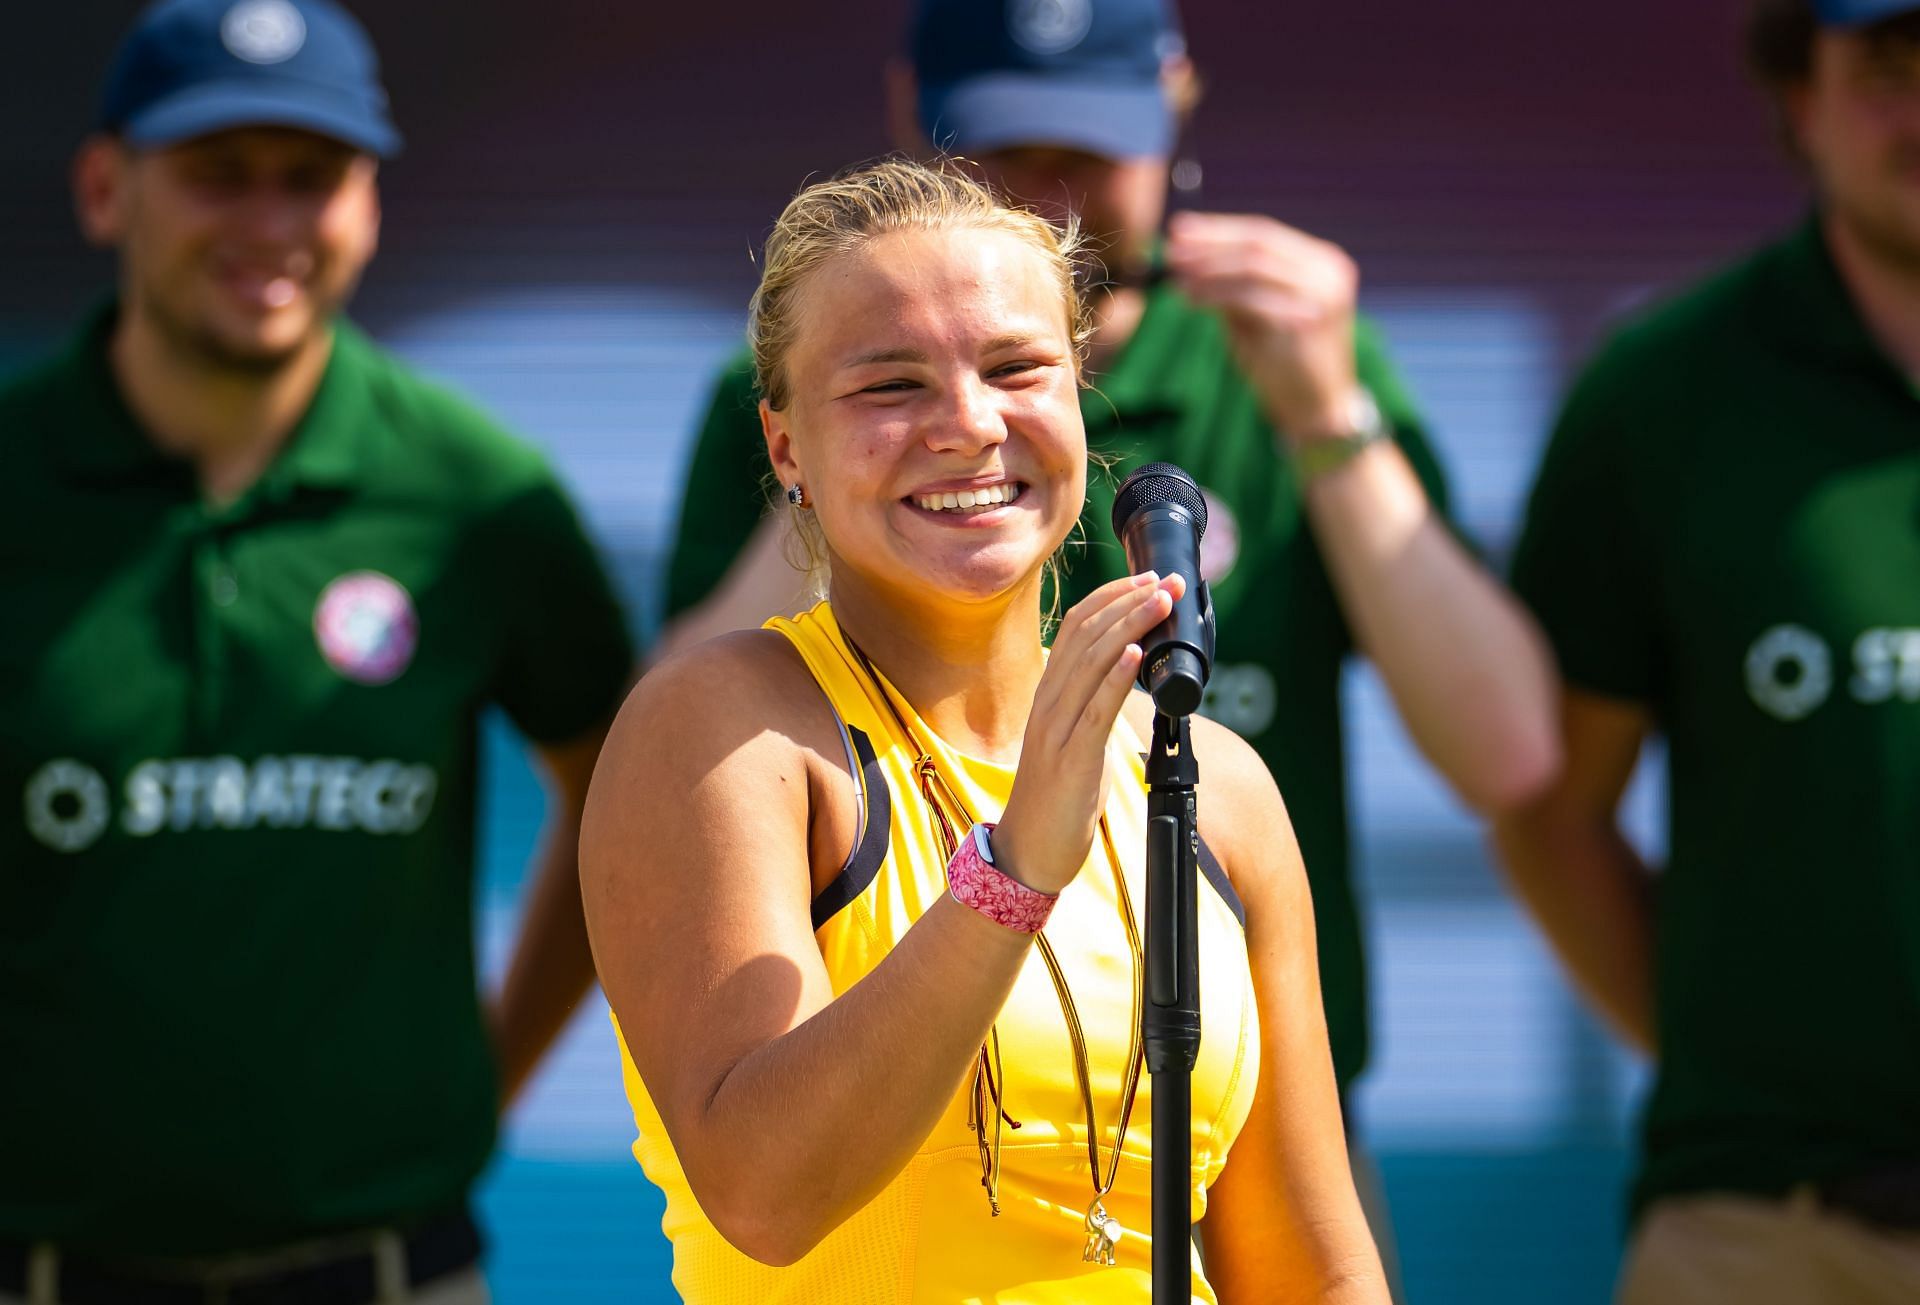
left=948, top=822, right=1057, bottom=933
left=1290, top=387, right=1389, bottom=486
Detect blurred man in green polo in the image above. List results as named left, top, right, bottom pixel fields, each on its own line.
left=1496, top=2, right=1920, bottom=1299
left=659, top=0, right=1562, bottom=1286
left=0, top=1, right=632, bottom=1300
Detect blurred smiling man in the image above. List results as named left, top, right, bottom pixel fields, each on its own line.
left=1496, top=1, right=1920, bottom=1301
left=0, top=2, right=633, bottom=1301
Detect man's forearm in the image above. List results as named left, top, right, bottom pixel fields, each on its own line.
left=650, top=516, right=812, bottom=667
left=1491, top=809, right=1658, bottom=1053
left=1301, top=440, right=1561, bottom=814
left=490, top=816, right=597, bottom=1107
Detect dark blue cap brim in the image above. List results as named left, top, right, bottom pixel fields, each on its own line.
left=1814, top=0, right=1920, bottom=24
left=920, top=74, right=1173, bottom=160
left=119, top=80, right=401, bottom=158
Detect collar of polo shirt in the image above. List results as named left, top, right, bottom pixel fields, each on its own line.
left=52, top=300, right=383, bottom=496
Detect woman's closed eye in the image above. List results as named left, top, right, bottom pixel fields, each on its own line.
left=988, top=356, right=1066, bottom=385
left=831, top=376, right=921, bottom=401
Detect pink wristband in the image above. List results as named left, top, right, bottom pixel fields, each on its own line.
left=947, top=823, right=1057, bottom=933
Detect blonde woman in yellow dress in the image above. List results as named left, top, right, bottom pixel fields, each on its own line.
left=580, top=160, right=1387, bottom=1305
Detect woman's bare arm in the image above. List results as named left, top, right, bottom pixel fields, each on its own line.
left=583, top=578, right=1177, bottom=1265
left=582, top=633, right=1026, bottom=1265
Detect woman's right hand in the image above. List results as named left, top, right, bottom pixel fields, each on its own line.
left=993, top=570, right=1187, bottom=895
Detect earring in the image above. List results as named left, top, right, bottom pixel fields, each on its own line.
left=786, top=483, right=808, bottom=508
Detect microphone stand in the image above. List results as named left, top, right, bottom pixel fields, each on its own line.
left=1144, top=708, right=1201, bottom=1301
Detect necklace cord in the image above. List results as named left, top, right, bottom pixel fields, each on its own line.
left=841, top=632, right=1147, bottom=1218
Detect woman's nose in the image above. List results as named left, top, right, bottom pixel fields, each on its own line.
left=924, top=375, right=1008, bottom=453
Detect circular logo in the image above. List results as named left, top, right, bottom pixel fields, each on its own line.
left=25, top=759, right=110, bottom=853
left=315, top=571, right=419, bottom=685
left=1197, top=487, right=1240, bottom=585
left=1199, top=663, right=1277, bottom=737
left=1745, top=624, right=1832, bottom=722
left=1009, top=0, right=1094, bottom=55
left=222, top=0, right=307, bottom=64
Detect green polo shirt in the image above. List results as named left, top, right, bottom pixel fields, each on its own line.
left=1513, top=216, right=1920, bottom=1217
left=0, top=309, right=634, bottom=1256
left=665, top=285, right=1450, bottom=1092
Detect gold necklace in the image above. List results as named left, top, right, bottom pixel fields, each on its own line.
left=844, top=634, right=1145, bottom=1266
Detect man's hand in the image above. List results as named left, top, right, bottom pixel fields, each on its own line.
left=1164, top=211, right=1361, bottom=440
left=1165, top=214, right=1563, bottom=816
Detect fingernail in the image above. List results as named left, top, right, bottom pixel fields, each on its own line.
left=1137, top=570, right=1158, bottom=584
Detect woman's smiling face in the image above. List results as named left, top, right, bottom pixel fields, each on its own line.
left=764, top=223, right=1086, bottom=609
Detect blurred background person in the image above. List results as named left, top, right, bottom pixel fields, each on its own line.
left=0, top=1, right=632, bottom=1301
left=657, top=0, right=1561, bottom=1285
left=1494, top=0, right=1920, bottom=1300
left=584, top=157, right=1390, bottom=1303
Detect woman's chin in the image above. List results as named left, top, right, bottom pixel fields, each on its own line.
left=890, top=549, right=1050, bottom=610
left=835, top=515, right=1067, bottom=612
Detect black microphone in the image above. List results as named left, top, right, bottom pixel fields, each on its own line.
left=1110, top=463, right=1215, bottom=717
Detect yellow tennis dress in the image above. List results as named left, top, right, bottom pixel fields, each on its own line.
left=616, top=602, right=1261, bottom=1303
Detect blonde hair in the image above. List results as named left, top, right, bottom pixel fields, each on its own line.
left=750, top=156, right=1092, bottom=410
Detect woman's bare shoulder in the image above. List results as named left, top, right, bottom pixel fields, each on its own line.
left=591, top=628, right=844, bottom=823
left=1119, top=691, right=1283, bottom=809
left=616, top=629, right=833, bottom=748
left=1118, top=691, right=1297, bottom=904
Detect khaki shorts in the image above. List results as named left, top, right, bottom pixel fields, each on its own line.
left=1618, top=1189, right=1920, bottom=1305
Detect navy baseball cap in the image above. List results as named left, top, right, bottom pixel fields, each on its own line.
left=1814, top=0, right=1920, bottom=24
left=911, top=0, right=1185, bottom=160
left=99, top=0, right=400, bottom=157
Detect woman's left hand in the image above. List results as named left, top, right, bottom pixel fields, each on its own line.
left=993, top=569, right=1185, bottom=895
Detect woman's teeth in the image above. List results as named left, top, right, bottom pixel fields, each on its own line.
left=913, top=483, right=1023, bottom=514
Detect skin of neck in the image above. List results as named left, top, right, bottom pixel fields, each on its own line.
left=825, top=558, right=1052, bottom=765
left=108, top=291, right=335, bottom=504
left=1823, top=207, right=1920, bottom=376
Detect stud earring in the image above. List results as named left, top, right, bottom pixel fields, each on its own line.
left=786, top=483, right=808, bottom=508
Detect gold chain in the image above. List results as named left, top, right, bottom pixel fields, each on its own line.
left=843, top=634, right=1146, bottom=1219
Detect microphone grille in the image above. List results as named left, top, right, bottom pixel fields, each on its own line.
left=1111, top=462, right=1207, bottom=539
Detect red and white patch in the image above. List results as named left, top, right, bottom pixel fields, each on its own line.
left=1198, top=487, right=1240, bottom=585
left=314, top=571, right=418, bottom=685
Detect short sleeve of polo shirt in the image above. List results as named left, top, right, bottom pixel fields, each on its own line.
left=663, top=350, right=771, bottom=624
left=487, top=475, right=635, bottom=742
left=1355, top=316, right=1452, bottom=522
left=1510, top=347, right=1659, bottom=702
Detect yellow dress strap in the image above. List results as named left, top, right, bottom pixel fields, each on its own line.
left=764, top=602, right=897, bottom=742
left=763, top=603, right=900, bottom=933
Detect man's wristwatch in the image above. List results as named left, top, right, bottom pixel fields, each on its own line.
left=1289, top=386, right=1389, bottom=488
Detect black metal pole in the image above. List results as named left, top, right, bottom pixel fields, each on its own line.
left=1150, top=1058, right=1192, bottom=1298
left=1144, top=710, right=1201, bottom=1302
